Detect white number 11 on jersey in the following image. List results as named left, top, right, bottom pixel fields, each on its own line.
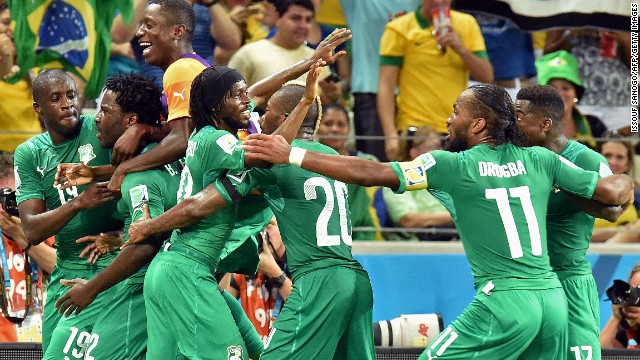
left=485, top=186, right=542, bottom=259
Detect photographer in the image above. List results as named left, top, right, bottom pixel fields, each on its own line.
left=0, top=152, right=55, bottom=342
left=601, top=263, right=640, bottom=349
left=228, top=217, right=291, bottom=341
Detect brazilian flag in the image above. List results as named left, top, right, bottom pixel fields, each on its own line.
left=8, top=0, right=132, bottom=99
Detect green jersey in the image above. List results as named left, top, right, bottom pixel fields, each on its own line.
left=217, top=193, right=273, bottom=275
left=171, top=126, right=245, bottom=270
left=14, top=115, right=121, bottom=268
left=216, top=140, right=365, bottom=281
left=117, top=144, right=183, bottom=282
left=391, top=143, right=599, bottom=291
left=547, top=140, right=612, bottom=279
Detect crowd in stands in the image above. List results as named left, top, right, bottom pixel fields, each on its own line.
left=0, top=0, right=635, bottom=353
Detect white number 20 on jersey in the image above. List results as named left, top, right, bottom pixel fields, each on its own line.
left=304, top=177, right=352, bottom=247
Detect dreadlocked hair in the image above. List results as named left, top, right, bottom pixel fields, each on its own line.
left=189, top=73, right=235, bottom=131
left=468, top=84, right=526, bottom=146
left=105, top=73, right=163, bottom=126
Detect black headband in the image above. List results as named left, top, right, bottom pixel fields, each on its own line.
left=198, top=66, right=244, bottom=109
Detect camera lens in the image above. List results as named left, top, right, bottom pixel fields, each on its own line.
left=0, top=188, right=19, bottom=217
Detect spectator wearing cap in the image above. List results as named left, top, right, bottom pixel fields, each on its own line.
left=535, top=50, right=607, bottom=149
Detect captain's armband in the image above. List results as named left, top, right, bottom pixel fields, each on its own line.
left=396, top=153, right=436, bottom=191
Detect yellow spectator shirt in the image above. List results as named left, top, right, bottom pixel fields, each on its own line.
left=380, top=8, right=487, bottom=133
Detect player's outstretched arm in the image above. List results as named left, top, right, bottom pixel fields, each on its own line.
left=19, top=182, right=118, bottom=245
left=248, top=28, right=351, bottom=109
left=243, top=134, right=402, bottom=189
left=126, top=186, right=230, bottom=246
left=592, top=174, right=635, bottom=207
left=109, top=118, right=193, bottom=192
left=55, top=239, right=160, bottom=317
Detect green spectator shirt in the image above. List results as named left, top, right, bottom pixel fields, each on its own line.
left=14, top=115, right=121, bottom=268
left=390, top=143, right=599, bottom=291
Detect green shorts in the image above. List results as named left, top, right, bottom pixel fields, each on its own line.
left=262, top=266, right=375, bottom=360
left=87, top=281, right=147, bottom=360
left=561, top=274, right=601, bottom=360
left=42, top=263, right=120, bottom=359
left=419, top=287, right=568, bottom=360
left=144, top=251, right=247, bottom=360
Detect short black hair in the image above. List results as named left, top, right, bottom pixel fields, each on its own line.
left=516, top=85, right=565, bottom=129
left=104, top=73, right=163, bottom=126
left=150, top=0, right=195, bottom=43
left=270, top=0, right=315, bottom=17
left=272, top=84, right=319, bottom=132
left=32, top=69, right=73, bottom=103
left=468, top=84, right=526, bottom=146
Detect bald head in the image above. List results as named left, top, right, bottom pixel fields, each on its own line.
left=32, top=69, right=75, bottom=103
left=272, top=84, right=319, bottom=131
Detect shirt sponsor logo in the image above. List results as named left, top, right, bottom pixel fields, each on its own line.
left=418, top=153, right=436, bottom=170
left=216, top=134, right=239, bottom=155
left=129, top=185, right=149, bottom=209
left=173, top=88, right=186, bottom=101
left=478, top=160, right=527, bottom=178
left=78, top=144, right=96, bottom=164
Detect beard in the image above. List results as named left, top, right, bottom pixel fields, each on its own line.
left=444, top=135, right=468, bottom=153
left=222, top=115, right=249, bottom=133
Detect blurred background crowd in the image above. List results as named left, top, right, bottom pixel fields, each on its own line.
left=0, top=0, right=636, bottom=348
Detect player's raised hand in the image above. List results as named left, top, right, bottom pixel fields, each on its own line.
left=313, top=28, right=351, bottom=65
left=55, top=278, right=96, bottom=317
left=77, top=231, right=123, bottom=264
left=54, top=163, right=94, bottom=190
left=124, top=203, right=152, bottom=248
left=243, top=134, right=291, bottom=165
left=304, top=59, right=325, bottom=103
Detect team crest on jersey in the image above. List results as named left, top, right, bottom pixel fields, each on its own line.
left=130, top=185, right=149, bottom=209
left=78, top=144, right=96, bottom=164
left=227, top=345, right=244, bottom=360
left=216, top=134, right=239, bottom=155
